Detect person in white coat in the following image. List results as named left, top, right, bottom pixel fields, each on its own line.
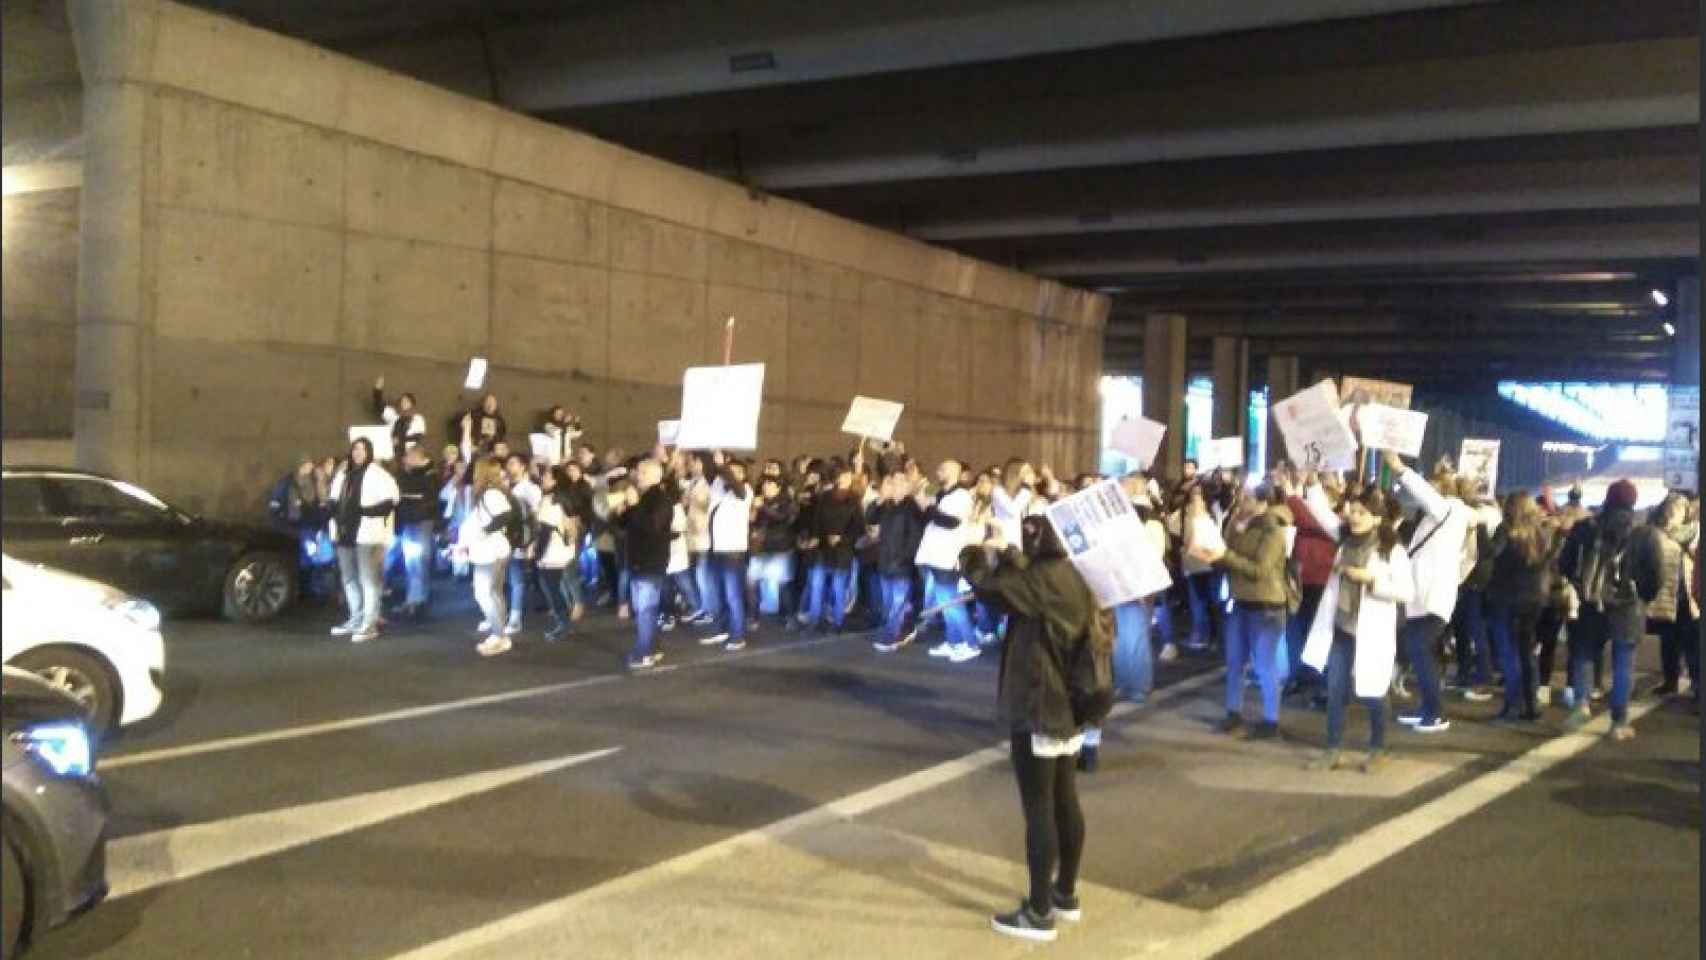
left=1384, top=451, right=1470, bottom=734
left=328, top=437, right=399, bottom=643
left=457, top=458, right=516, bottom=657
left=1298, top=485, right=1414, bottom=772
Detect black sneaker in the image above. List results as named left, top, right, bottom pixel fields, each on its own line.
left=1051, top=888, right=1082, bottom=922
left=991, top=901, right=1057, bottom=943
left=1215, top=712, right=1245, bottom=735
left=1245, top=722, right=1281, bottom=741
left=1075, top=745, right=1099, bottom=774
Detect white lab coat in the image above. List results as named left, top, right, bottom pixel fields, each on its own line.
left=1395, top=469, right=1470, bottom=623
left=1302, top=544, right=1415, bottom=699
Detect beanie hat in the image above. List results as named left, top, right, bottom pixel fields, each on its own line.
left=1603, top=479, right=1639, bottom=512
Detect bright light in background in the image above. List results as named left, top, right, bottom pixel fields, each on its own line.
left=1651, top=288, right=1670, bottom=307
left=1498, top=381, right=1669, bottom=443
left=1617, top=445, right=1662, bottom=462
left=1099, top=376, right=1268, bottom=476
left=1663, top=321, right=1676, bottom=336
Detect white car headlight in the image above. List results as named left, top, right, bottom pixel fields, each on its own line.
left=110, top=597, right=161, bottom=632
left=14, top=722, right=94, bottom=778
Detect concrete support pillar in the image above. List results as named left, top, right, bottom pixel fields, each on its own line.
left=1212, top=335, right=1249, bottom=440
left=1674, top=275, right=1699, bottom=387
left=1142, top=313, right=1188, bottom=480
left=68, top=0, right=152, bottom=481
left=1266, top=354, right=1301, bottom=468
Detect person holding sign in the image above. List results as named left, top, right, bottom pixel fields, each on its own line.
left=460, top=394, right=507, bottom=456
left=1295, top=487, right=1413, bottom=773
left=372, top=376, right=427, bottom=456
left=1190, top=485, right=1289, bottom=739
left=700, top=460, right=754, bottom=652
left=609, top=459, right=675, bottom=670
left=1383, top=451, right=1470, bottom=734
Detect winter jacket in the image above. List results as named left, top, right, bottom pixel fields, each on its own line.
left=750, top=496, right=799, bottom=555
left=961, top=544, right=1096, bottom=741
left=708, top=476, right=753, bottom=555
left=458, top=488, right=513, bottom=566
left=1394, top=469, right=1471, bottom=623
left=329, top=463, right=399, bottom=547
left=915, top=486, right=973, bottom=571
left=1216, top=511, right=1288, bottom=608
left=620, top=486, right=676, bottom=576
left=1285, top=495, right=1337, bottom=588
left=812, top=490, right=865, bottom=569
left=466, top=408, right=507, bottom=449
left=868, top=499, right=926, bottom=576
left=1487, top=526, right=1560, bottom=612
left=1559, top=507, right=1665, bottom=636
left=395, top=464, right=437, bottom=526
left=534, top=497, right=578, bottom=570
left=373, top=388, right=427, bottom=454
left=1645, top=525, right=1691, bottom=624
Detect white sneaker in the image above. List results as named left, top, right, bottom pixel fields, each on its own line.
left=948, top=643, right=981, bottom=663
left=1158, top=643, right=1179, bottom=663
left=504, top=619, right=522, bottom=637
left=1536, top=686, right=1552, bottom=707
left=476, top=620, right=491, bottom=632
left=329, top=621, right=358, bottom=636
left=476, top=635, right=513, bottom=657
left=928, top=641, right=955, bottom=658
left=351, top=627, right=378, bottom=644
left=700, top=631, right=730, bottom=646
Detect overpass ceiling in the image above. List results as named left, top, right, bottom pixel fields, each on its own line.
left=155, top=0, right=1702, bottom=387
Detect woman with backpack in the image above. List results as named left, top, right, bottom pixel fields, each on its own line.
left=1297, top=486, right=1413, bottom=772
left=961, top=516, right=1104, bottom=944
left=1485, top=493, right=1563, bottom=723
left=457, top=457, right=516, bottom=657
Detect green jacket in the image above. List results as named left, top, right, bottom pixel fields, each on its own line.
left=1218, top=511, right=1288, bottom=607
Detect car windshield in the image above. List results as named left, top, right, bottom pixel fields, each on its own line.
left=56, top=477, right=175, bottom=524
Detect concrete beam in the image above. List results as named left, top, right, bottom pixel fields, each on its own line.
left=1142, top=314, right=1188, bottom=479
left=1211, top=336, right=1248, bottom=440
left=1102, top=315, right=1660, bottom=340
left=730, top=39, right=1697, bottom=189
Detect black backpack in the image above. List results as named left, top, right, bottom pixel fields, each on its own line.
left=1579, top=528, right=1638, bottom=611
left=503, top=492, right=534, bottom=551
left=1068, top=608, right=1116, bottom=728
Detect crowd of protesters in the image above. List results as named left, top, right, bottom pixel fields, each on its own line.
left=264, top=376, right=1698, bottom=942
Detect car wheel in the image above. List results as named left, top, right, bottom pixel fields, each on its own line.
left=9, top=648, right=119, bottom=736
left=2, top=834, right=23, bottom=958
left=224, top=551, right=297, bottom=623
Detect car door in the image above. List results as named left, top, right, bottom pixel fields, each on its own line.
left=45, top=476, right=192, bottom=609
left=0, top=475, right=87, bottom=575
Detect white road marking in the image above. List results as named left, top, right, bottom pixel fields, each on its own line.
left=381, top=669, right=1227, bottom=960
left=1162, top=699, right=1664, bottom=959
left=105, top=746, right=621, bottom=899
left=104, top=633, right=846, bottom=769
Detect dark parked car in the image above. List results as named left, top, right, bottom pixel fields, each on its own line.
left=1, top=468, right=299, bottom=622
left=2, top=666, right=109, bottom=957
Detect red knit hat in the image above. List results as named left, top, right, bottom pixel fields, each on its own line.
left=1603, top=479, right=1639, bottom=511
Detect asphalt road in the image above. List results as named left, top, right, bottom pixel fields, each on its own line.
left=23, top=585, right=1701, bottom=959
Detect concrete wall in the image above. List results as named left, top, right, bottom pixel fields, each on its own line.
left=1, top=187, right=80, bottom=438
left=67, top=0, right=1106, bottom=520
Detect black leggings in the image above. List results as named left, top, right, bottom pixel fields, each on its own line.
left=1010, top=732, right=1085, bottom=914
left=1535, top=607, right=1565, bottom=685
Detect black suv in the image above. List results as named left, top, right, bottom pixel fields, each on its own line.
left=1, top=468, right=299, bottom=621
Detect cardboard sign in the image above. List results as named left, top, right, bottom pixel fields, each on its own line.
left=1458, top=438, right=1501, bottom=495
left=841, top=396, right=905, bottom=441
left=1044, top=478, right=1172, bottom=609
left=463, top=357, right=488, bottom=391
left=1666, top=385, right=1700, bottom=491
left=1110, top=415, right=1166, bottom=467
left=1273, top=380, right=1359, bottom=472
left=1340, top=376, right=1413, bottom=410
left=676, top=363, right=765, bottom=451
left=658, top=419, right=681, bottom=446
left=1357, top=403, right=1428, bottom=457
left=347, top=424, right=394, bottom=461
left=1199, top=436, right=1244, bottom=471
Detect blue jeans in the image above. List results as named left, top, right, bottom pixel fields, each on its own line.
left=1286, top=584, right=1325, bottom=689
left=1224, top=604, right=1285, bottom=723
left=805, top=561, right=852, bottom=628
left=1325, top=630, right=1386, bottom=749
left=505, top=556, right=530, bottom=626
left=1492, top=604, right=1541, bottom=713
left=1112, top=599, right=1153, bottom=702
left=399, top=519, right=434, bottom=607
left=665, top=570, right=698, bottom=616
left=749, top=552, right=794, bottom=616
left=1571, top=607, right=1636, bottom=723
left=712, top=554, right=747, bottom=640
left=924, top=566, right=972, bottom=647
left=1185, top=572, right=1222, bottom=647
left=1401, top=615, right=1449, bottom=723
left=1453, top=587, right=1492, bottom=686
left=629, top=573, right=664, bottom=658
left=880, top=573, right=913, bottom=643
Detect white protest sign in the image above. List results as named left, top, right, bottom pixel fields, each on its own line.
left=529, top=432, right=558, bottom=465
left=1357, top=403, right=1428, bottom=457
left=463, top=357, right=488, bottom=391
left=841, top=396, right=905, bottom=441
left=1110, top=415, right=1167, bottom=467
left=347, top=424, right=394, bottom=461
left=1340, top=376, right=1412, bottom=409
left=1273, top=379, right=1358, bottom=472
left=676, top=363, right=765, bottom=451
left=1045, top=478, right=1172, bottom=609
left=658, top=420, right=681, bottom=446
left=1665, top=385, right=1699, bottom=491
left=1199, top=436, right=1244, bottom=471
left=1458, top=438, right=1501, bottom=495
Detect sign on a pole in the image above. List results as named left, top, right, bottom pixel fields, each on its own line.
left=1273, top=380, right=1358, bottom=471
left=676, top=363, right=765, bottom=451
left=1340, top=376, right=1413, bottom=409
left=1356, top=404, right=1428, bottom=457
left=1199, top=436, right=1244, bottom=471
left=840, top=396, right=905, bottom=441
left=1044, top=478, right=1172, bottom=609
left=1458, top=438, right=1501, bottom=496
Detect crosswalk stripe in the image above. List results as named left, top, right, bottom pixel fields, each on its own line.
left=105, top=746, right=621, bottom=899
